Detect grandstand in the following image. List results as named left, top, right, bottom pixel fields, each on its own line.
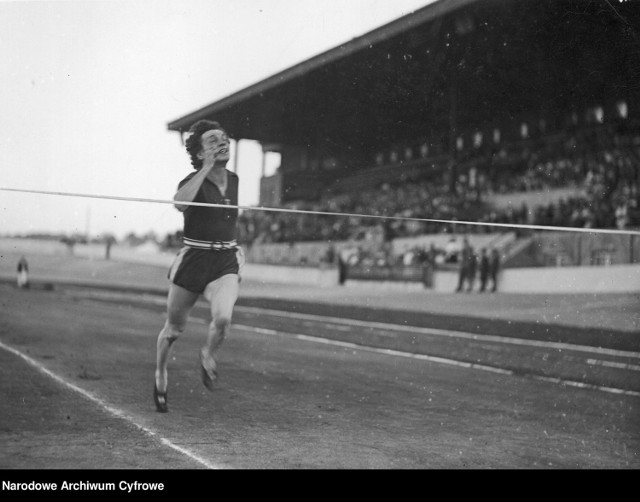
left=167, top=0, right=640, bottom=287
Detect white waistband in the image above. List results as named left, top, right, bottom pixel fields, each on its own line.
left=183, top=237, right=237, bottom=250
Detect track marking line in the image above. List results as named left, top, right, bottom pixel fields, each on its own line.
left=68, top=290, right=640, bottom=360
left=586, top=358, right=640, bottom=371
left=235, top=306, right=640, bottom=359
left=0, top=340, right=229, bottom=470
left=226, top=322, right=640, bottom=398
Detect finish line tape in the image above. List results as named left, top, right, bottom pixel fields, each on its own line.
left=2, top=186, right=640, bottom=236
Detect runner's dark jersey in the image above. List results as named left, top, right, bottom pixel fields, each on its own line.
left=178, top=170, right=239, bottom=242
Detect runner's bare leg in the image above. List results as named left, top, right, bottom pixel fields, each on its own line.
left=201, top=273, right=240, bottom=381
left=155, top=284, right=199, bottom=393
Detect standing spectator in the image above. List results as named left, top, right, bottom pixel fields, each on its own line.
left=17, top=256, right=29, bottom=289
left=338, top=249, right=349, bottom=285
left=466, top=247, right=477, bottom=292
left=478, top=248, right=490, bottom=292
left=489, top=248, right=501, bottom=292
left=105, top=235, right=116, bottom=260
left=324, top=244, right=336, bottom=264
left=455, top=238, right=471, bottom=292
left=421, top=244, right=437, bottom=288
left=426, top=243, right=438, bottom=266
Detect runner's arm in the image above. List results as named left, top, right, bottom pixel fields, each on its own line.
left=173, top=164, right=213, bottom=212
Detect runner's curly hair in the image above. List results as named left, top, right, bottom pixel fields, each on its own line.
left=185, top=120, right=225, bottom=170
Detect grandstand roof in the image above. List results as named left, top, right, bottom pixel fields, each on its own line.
left=167, top=0, right=640, bottom=151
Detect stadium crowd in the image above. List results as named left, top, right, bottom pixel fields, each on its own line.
left=239, top=122, right=639, bottom=247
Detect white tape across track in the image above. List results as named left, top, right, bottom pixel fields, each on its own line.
left=3, top=187, right=640, bottom=236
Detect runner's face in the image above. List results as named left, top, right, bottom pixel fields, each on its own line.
left=200, top=129, right=230, bottom=162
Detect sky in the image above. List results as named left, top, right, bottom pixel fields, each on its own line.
left=0, top=0, right=433, bottom=240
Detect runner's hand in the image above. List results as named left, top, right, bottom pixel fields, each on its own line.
left=201, top=147, right=218, bottom=169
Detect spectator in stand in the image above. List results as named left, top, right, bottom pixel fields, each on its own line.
left=236, top=121, right=640, bottom=245
left=615, top=200, right=629, bottom=229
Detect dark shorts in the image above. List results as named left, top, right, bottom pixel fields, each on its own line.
left=168, top=247, right=240, bottom=294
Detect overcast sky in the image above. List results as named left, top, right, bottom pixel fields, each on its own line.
left=0, top=0, right=433, bottom=240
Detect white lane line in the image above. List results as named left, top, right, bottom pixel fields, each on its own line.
left=586, top=359, right=640, bottom=371
left=226, top=323, right=640, bottom=398
left=532, top=375, right=640, bottom=396
left=235, top=306, right=640, bottom=359
left=74, top=292, right=639, bottom=359
left=187, top=313, right=640, bottom=375
left=0, top=340, right=229, bottom=470
left=229, top=323, right=512, bottom=374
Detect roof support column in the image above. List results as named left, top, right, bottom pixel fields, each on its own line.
left=233, top=139, right=240, bottom=174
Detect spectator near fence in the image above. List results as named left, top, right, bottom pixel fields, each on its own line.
left=456, top=238, right=472, bottom=293
left=466, top=248, right=478, bottom=292
left=489, top=248, right=501, bottom=293
left=17, top=256, right=29, bottom=289
left=478, top=248, right=490, bottom=292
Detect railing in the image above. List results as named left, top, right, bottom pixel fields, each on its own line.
left=346, top=264, right=433, bottom=287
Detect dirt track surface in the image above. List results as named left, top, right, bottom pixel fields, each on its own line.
left=1, top=249, right=638, bottom=332
left=0, top=251, right=638, bottom=470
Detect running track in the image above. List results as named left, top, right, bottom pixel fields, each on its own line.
left=0, top=279, right=638, bottom=469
